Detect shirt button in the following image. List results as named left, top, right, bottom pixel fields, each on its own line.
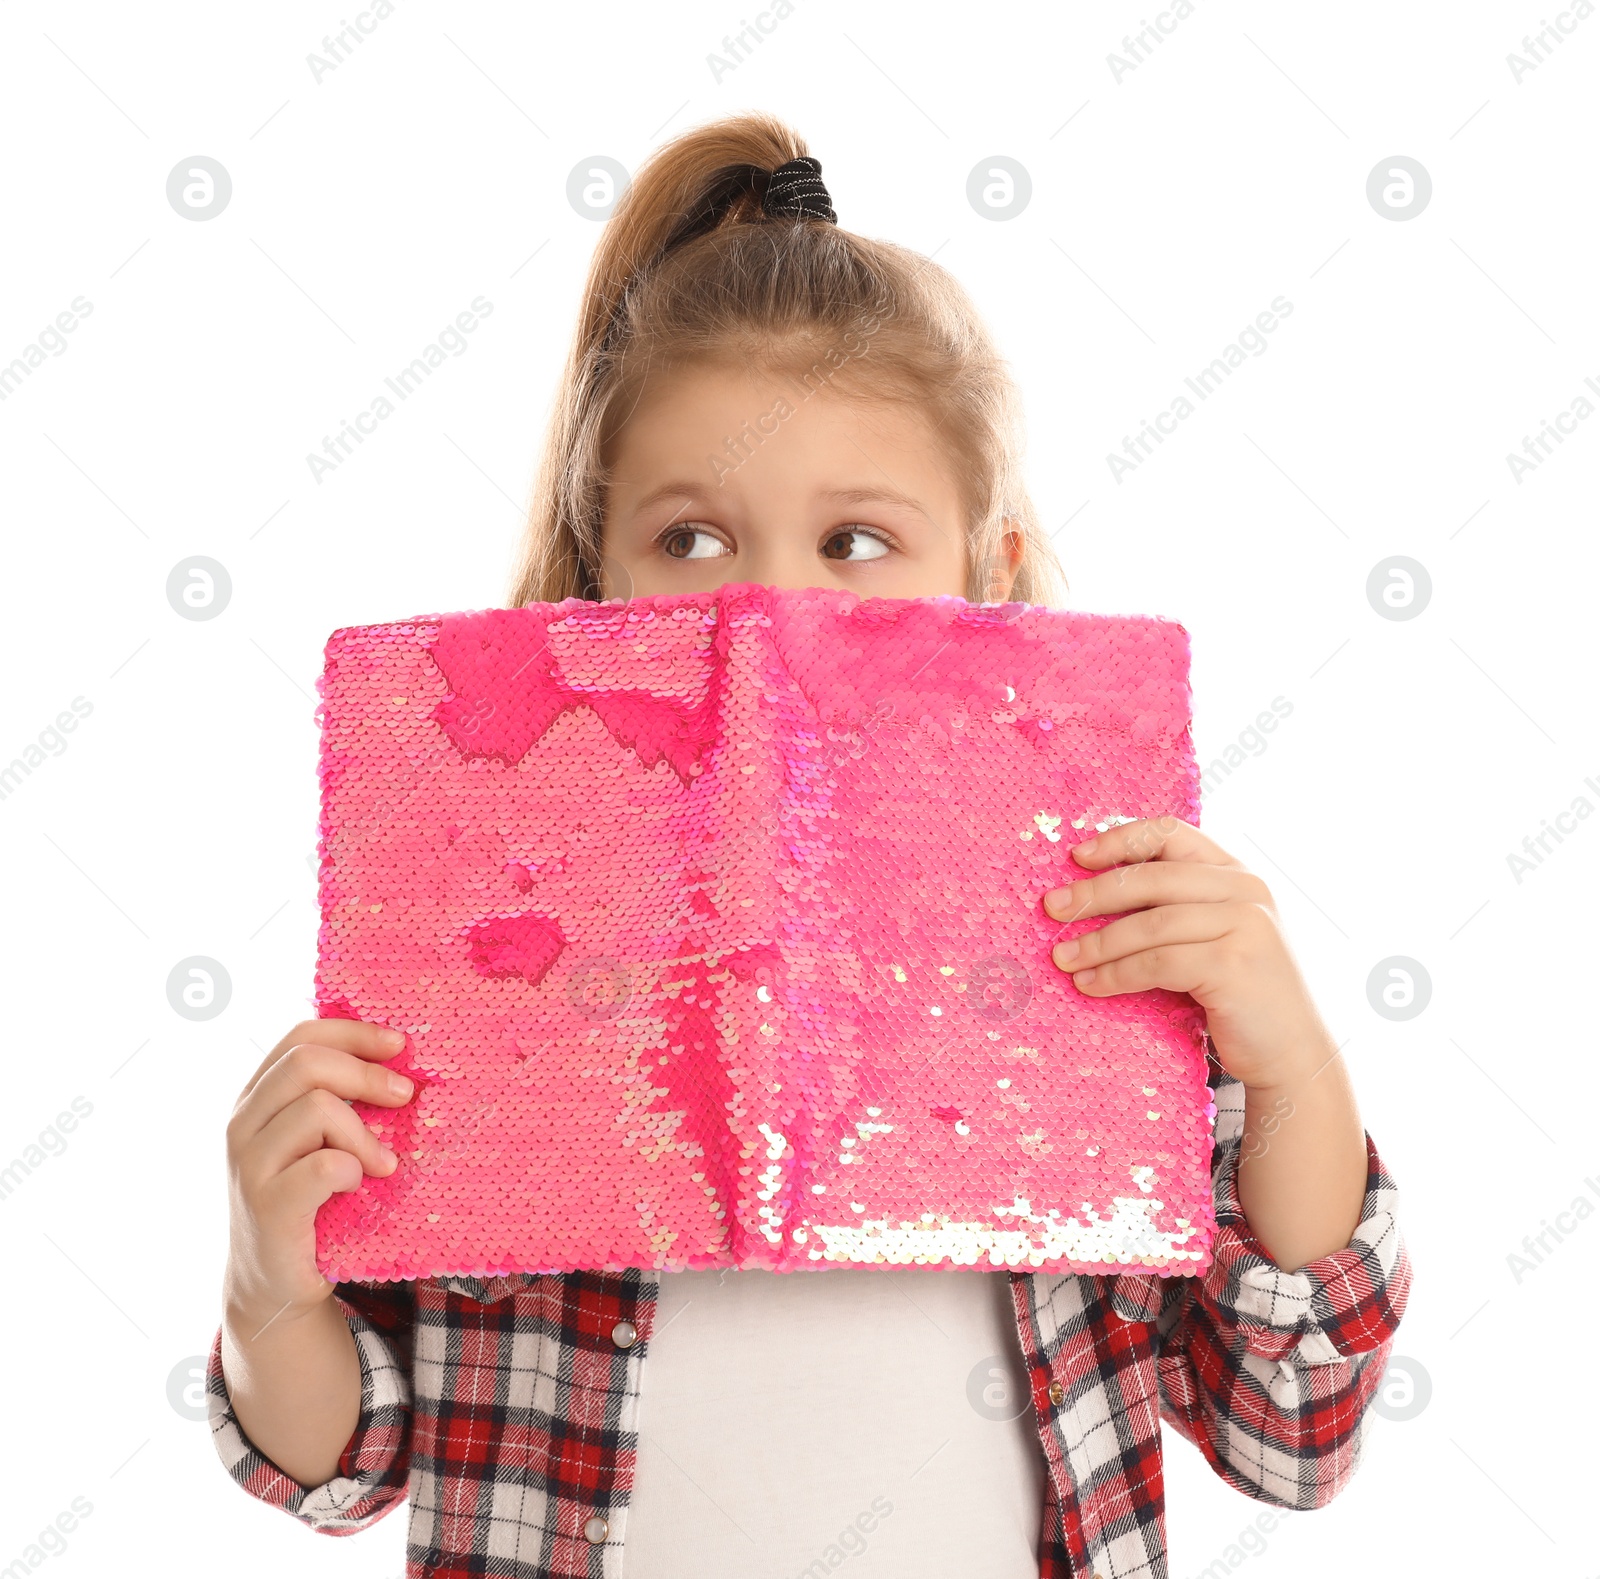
left=611, top=1319, right=638, bottom=1349
left=583, top=1514, right=609, bottom=1544
left=1047, top=1380, right=1065, bottom=1406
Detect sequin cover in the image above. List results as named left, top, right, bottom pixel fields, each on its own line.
left=311, top=583, right=1216, bottom=1285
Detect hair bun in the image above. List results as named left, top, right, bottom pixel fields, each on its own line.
left=762, top=155, right=837, bottom=224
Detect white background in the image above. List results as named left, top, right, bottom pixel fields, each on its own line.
left=1, top=2, right=1594, bottom=1575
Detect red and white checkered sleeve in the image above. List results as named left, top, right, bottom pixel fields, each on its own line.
left=206, top=1280, right=414, bottom=1533
left=1154, top=1070, right=1413, bottom=1509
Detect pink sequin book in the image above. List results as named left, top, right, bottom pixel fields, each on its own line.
left=312, top=583, right=1217, bottom=1284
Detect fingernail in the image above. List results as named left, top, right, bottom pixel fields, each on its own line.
left=387, top=1073, right=414, bottom=1100
left=380, top=1028, right=405, bottom=1049
left=1074, top=968, right=1097, bottom=987
left=377, top=1147, right=398, bottom=1172
left=1074, top=837, right=1097, bottom=857
left=1054, top=938, right=1081, bottom=966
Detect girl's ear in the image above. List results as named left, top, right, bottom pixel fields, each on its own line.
left=976, top=518, right=1025, bottom=602
left=1001, top=519, right=1024, bottom=574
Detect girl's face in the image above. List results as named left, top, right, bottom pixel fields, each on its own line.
left=598, top=359, right=1019, bottom=601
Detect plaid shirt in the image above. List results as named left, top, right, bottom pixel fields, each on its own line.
left=207, top=1065, right=1410, bottom=1578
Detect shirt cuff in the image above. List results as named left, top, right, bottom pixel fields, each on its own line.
left=1197, top=1077, right=1411, bottom=1366
left=206, top=1293, right=412, bottom=1533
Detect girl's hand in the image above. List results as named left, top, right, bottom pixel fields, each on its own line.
left=1041, top=816, right=1335, bottom=1092
left=222, top=1019, right=414, bottom=1333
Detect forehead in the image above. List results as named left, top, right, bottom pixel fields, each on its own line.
left=609, top=358, right=956, bottom=491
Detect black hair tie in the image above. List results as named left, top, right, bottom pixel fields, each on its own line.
left=762, top=156, right=837, bottom=224
left=654, top=154, right=838, bottom=264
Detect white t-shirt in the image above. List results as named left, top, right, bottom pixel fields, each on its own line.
left=625, top=1266, right=1046, bottom=1575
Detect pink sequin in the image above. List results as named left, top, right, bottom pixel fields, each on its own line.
left=312, top=583, right=1216, bottom=1283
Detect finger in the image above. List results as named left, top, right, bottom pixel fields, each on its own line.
left=1043, top=861, right=1267, bottom=923
left=261, top=1144, right=372, bottom=1228
left=1063, top=939, right=1223, bottom=998
left=237, top=1018, right=406, bottom=1106
left=244, top=1085, right=399, bottom=1198
left=230, top=1040, right=414, bottom=1151
left=1050, top=900, right=1240, bottom=975
left=1069, top=816, right=1242, bottom=872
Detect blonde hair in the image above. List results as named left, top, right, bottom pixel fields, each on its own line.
left=506, top=110, right=1066, bottom=609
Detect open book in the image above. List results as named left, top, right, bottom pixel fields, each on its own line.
left=312, top=583, right=1217, bottom=1283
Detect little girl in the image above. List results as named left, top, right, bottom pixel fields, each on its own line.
left=209, top=112, right=1410, bottom=1579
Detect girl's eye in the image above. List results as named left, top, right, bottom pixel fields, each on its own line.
left=821, top=528, right=891, bottom=562
left=662, top=527, right=730, bottom=560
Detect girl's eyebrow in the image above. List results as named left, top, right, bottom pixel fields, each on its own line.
left=629, top=481, right=705, bottom=517
left=627, top=481, right=928, bottom=517
left=819, top=484, right=928, bottom=514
